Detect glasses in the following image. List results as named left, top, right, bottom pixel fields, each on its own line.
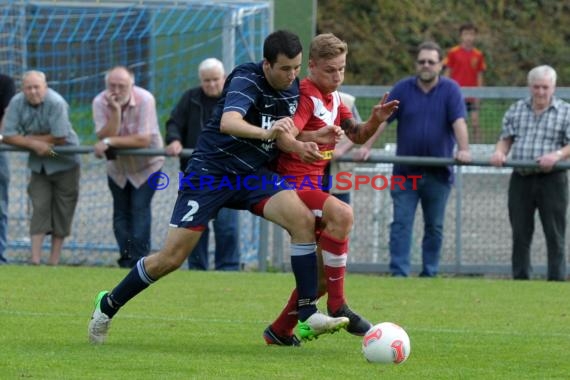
left=416, top=59, right=439, bottom=66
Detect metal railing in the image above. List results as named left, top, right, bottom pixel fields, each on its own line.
left=2, top=144, right=566, bottom=277
left=3, top=84, right=570, bottom=275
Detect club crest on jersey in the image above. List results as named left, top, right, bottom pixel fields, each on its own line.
left=289, top=100, right=298, bottom=116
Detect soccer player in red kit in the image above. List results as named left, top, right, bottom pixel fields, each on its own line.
left=263, top=33, right=399, bottom=345
left=443, top=23, right=486, bottom=142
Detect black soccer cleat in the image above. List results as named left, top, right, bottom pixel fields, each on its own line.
left=328, top=304, right=372, bottom=336
left=263, top=325, right=301, bottom=346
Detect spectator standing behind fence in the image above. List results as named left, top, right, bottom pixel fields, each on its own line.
left=0, top=73, right=16, bottom=264
left=490, top=65, right=570, bottom=282
left=2, top=71, right=81, bottom=266
left=165, top=58, right=240, bottom=271
left=443, top=23, right=486, bottom=143
left=93, top=66, right=165, bottom=269
left=374, top=41, right=471, bottom=277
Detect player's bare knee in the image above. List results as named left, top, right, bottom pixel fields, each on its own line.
left=153, top=247, right=187, bottom=274
left=324, top=201, right=353, bottom=236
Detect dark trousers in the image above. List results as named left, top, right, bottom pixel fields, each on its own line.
left=508, top=171, right=568, bottom=281
left=108, top=178, right=157, bottom=268
left=0, top=152, right=8, bottom=263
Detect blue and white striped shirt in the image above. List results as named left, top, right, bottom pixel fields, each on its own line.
left=191, top=61, right=299, bottom=175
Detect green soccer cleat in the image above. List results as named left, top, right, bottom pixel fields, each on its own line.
left=88, top=291, right=111, bottom=344
left=296, top=311, right=349, bottom=341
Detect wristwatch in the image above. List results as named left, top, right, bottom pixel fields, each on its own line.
left=103, top=137, right=111, bottom=146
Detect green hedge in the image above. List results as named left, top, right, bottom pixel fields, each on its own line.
left=317, top=1, right=570, bottom=86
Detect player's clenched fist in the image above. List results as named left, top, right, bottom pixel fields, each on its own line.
left=263, top=117, right=296, bottom=141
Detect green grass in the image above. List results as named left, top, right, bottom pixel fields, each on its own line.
left=1, top=266, right=569, bottom=379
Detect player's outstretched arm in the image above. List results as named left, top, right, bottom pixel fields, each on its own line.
left=343, top=93, right=398, bottom=144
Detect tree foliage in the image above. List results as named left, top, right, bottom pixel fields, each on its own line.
left=317, top=0, right=570, bottom=85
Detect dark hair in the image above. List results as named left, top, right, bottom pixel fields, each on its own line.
left=459, top=22, right=478, bottom=33
left=263, top=30, right=302, bottom=65
left=417, top=41, right=443, bottom=61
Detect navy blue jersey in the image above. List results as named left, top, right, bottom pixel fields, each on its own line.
left=190, top=62, right=299, bottom=174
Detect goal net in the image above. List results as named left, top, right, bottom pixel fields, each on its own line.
left=0, top=0, right=271, bottom=267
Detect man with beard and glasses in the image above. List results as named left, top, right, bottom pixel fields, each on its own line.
left=371, top=41, right=471, bottom=277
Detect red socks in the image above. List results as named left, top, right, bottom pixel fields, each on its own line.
left=320, top=232, right=348, bottom=313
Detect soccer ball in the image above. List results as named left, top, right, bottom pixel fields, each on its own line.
left=362, top=322, right=411, bottom=364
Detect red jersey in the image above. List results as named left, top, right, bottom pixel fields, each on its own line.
left=274, top=78, right=352, bottom=185
left=443, top=45, right=486, bottom=87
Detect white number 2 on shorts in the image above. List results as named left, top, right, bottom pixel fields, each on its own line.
left=181, top=200, right=199, bottom=222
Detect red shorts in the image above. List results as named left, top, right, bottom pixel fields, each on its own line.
left=296, top=189, right=331, bottom=238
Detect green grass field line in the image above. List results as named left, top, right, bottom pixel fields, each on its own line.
left=1, top=266, right=569, bottom=379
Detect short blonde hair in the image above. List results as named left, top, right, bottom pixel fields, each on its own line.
left=309, top=33, right=348, bottom=61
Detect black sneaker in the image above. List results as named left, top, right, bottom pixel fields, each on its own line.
left=328, top=304, right=372, bottom=336
left=263, top=325, right=301, bottom=346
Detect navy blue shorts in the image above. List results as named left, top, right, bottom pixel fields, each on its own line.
left=170, top=163, right=293, bottom=229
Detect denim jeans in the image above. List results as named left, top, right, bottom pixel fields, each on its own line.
left=187, top=207, right=240, bottom=271
left=108, top=177, right=157, bottom=268
left=0, top=152, right=9, bottom=263
left=389, top=172, right=451, bottom=277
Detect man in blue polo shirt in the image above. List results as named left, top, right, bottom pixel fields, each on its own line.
left=378, top=41, right=471, bottom=277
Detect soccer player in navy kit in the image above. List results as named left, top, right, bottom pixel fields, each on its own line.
left=88, top=30, right=349, bottom=345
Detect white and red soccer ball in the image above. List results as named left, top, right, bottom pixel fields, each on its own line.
left=362, top=322, right=411, bottom=364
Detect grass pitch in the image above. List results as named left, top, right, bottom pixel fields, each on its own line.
left=1, top=265, right=568, bottom=379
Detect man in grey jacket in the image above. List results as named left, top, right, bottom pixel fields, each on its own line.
left=165, top=58, right=240, bottom=271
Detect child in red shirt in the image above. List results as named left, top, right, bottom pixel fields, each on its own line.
left=444, top=23, right=486, bottom=142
